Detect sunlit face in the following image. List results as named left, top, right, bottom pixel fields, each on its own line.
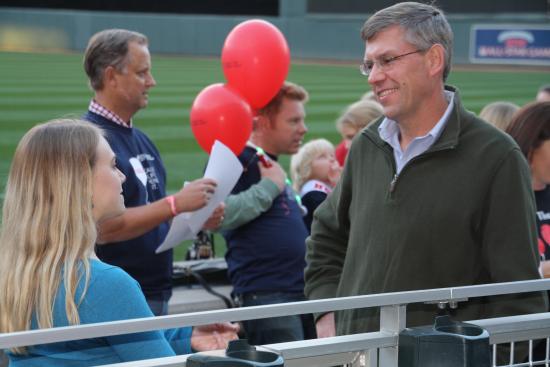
left=266, top=98, right=308, bottom=155
left=531, top=140, right=550, bottom=190
left=340, top=124, right=360, bottom=149
left=113, top=42, right=156, bottom=117
left=92, top=137, right=126, bottom=223
left=310, top=150, right=340, bottom=187
left=364, top=26, right=430, bottom=123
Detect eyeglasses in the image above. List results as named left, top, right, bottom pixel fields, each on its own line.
left=359, top=49, right=425, bottom=77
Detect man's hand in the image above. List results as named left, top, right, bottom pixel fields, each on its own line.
left=191, top=323, right=240, bottom=351
left=316, top=312, right=336, bottom=338
left=175, top=178, right=217, bottom=213
left=259, top=160, right=286, bottom=192
left=203, top=203, right=225, bottom=230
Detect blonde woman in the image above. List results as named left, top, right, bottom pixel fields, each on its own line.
left=335, top=99, right=383, bottom=166
left=479, top=101, right=519, bottom=131
left=290, top=139, right=341, bottom=233
left=0, top=119, right=237, bottom=366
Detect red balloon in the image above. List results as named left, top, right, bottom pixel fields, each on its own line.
left=190, top=83, right=252, bottom=155
left=222, top=19, right=290, bottom=110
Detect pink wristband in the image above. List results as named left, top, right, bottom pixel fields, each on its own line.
left=165, top=195, right=178, bottom=216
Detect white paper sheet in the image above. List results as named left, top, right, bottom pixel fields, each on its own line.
left=156, top=141, right=243, bottom=253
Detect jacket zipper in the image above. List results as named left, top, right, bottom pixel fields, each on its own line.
left=362, top=128, right=456, bottom=197
left=386, top=144, right=456, bottom=197
left=389, top=173, right=399, bottom=193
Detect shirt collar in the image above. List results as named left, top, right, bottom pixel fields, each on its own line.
left=378, top=90, right=455, bottom=147
left=246, top=140, right=278, bottom=160
left=89, top=99, right=132, bottom=128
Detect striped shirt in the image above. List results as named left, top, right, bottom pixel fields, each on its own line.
left=88, top=99, right=132, bottom=128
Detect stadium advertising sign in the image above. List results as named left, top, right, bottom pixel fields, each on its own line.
left=470, top=25, right=550, bottom=66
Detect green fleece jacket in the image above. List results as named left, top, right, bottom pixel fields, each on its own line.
left=304, top=86, right=547, bottom=335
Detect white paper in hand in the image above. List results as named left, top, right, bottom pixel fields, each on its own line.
left=156, top=140, right=243, bottom=253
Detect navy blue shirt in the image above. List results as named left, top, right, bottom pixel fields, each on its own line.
left=301, top=191, right=328, bottom=234
left=223, top=146, right=309, bottom=295
left=84, top=111, right=172, bottom=301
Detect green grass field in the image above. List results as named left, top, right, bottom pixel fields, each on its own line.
left=0, top=51, right=546, bottom=259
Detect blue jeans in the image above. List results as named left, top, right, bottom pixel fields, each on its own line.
left=147, top=298, right=169, bottom=316
left=239, top=291, right=316, bottom=345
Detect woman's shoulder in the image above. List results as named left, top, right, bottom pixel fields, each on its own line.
left=89, top=259, right=139, bottom=289
left=80, top=260, right=151, bottom=322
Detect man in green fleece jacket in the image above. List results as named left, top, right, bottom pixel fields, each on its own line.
left=304, top=1, right=547, bottom=342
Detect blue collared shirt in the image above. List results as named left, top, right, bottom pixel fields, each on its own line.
left=378, top=90, right=455, bottom=174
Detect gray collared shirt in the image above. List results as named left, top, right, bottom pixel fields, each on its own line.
left=378, top=90, right=455, bottom=174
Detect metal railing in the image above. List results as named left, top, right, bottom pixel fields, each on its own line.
left=2, top=279, right=550, bottom=367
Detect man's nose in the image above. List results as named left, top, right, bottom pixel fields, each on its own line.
left=118, top=169, right=126, bottom=184
left=147, top=73, right=157, bottom=88
left=367, top=62, right=385, bottom=85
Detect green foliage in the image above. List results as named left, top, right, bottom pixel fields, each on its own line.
left=0, top=51, right=545, bottom=258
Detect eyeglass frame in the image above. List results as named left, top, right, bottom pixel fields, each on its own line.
left=359, top=49, right=427, bottom=77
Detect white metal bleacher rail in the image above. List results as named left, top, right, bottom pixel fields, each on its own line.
left=1, top=279, right=550, bottom=367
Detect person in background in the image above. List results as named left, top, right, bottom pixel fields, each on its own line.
left=479, top=101, right=519, bottom=131
left=82, top=29, right=223, bottom=316
left=290, top=138, right=341, bottom=233
left=0, top=119, right=238, bottom=366
left=334, top=99, right=383, bottom=166
left=506, top=102, right=550, bottom=277
left=221, top=81, right=316, bottom=345
left=536, top=84, right=550, bottom=102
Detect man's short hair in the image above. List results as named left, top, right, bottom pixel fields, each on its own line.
left=258, top=81, right=309, bottom=119
left=361, top=2, right=453, bottom=82
left=83, top=29, right=148, bottom=91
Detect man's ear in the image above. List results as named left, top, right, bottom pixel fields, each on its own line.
left=103, top=65, right=117, bottom=88
left=254, top=114, right=270, bottom=132
left=426, top=44, right=445, bottom=78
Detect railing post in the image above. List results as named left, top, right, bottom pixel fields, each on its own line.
left=347, top=350, right=375, bottom=367
left=363, top=350, right=378, bottom=367
left=378, top=304, right=406, bottom=367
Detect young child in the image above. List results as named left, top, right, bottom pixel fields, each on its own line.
left=290, top=139, right=341, bottom=233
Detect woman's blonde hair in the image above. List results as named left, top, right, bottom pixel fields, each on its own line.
left=290, top=138, right=335, bottom=192
left=0, top=119, right=102, bottom=353
left=479, top=101, right=520, bottom=131
left=336, top=99, right=383, bottom=133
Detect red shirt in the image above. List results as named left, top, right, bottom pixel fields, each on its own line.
left=335, top=140, right=348, bottom=167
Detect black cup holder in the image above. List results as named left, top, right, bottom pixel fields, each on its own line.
left=398, top=315, right=490, bottom=367
left=186, top=339, right=284, bottom=366
left=436, top=324, right=484, bottom=337
left=226, top=350, right=280, bottom=363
